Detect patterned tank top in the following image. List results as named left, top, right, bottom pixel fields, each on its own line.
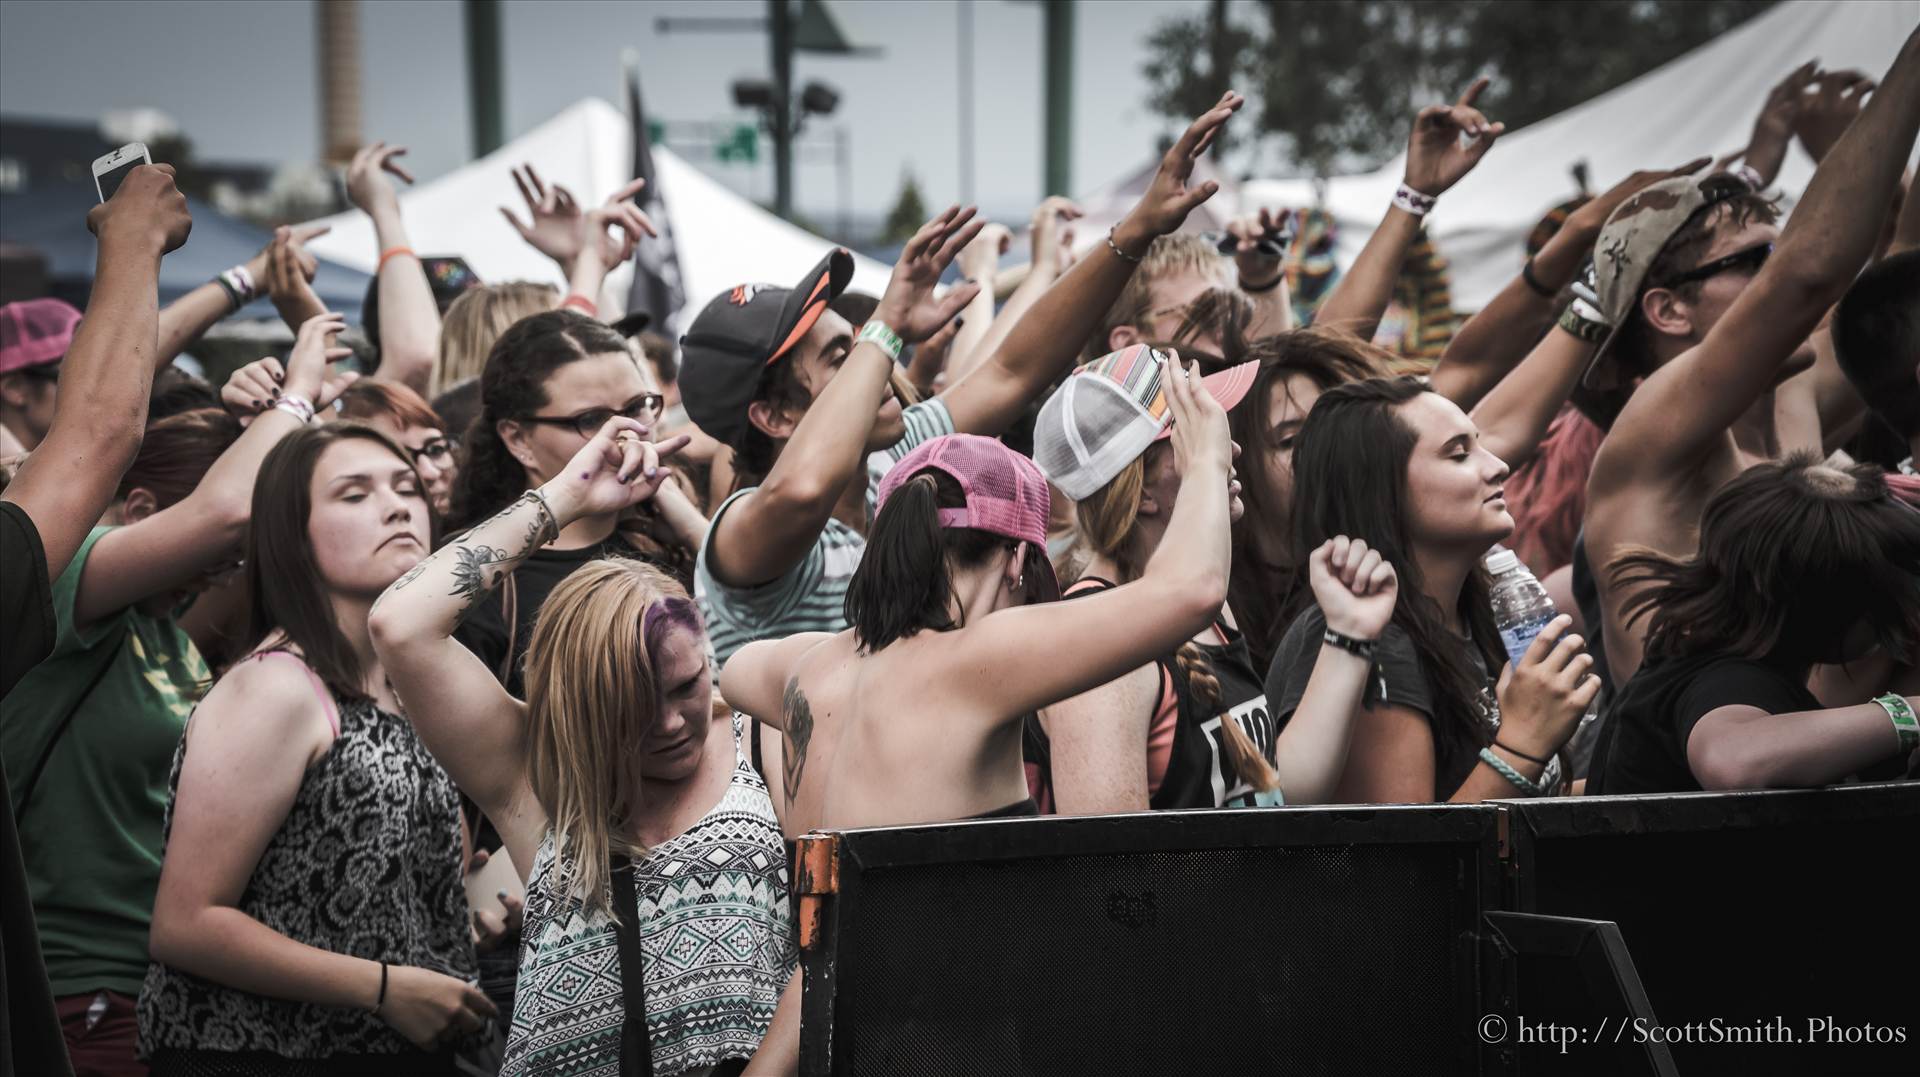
left=502, top=714, right=794, bottom=1077
left=138, top=674, right=477, bottom=1059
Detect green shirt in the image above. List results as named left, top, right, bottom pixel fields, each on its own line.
left=0, top=526, right=208, bottom=997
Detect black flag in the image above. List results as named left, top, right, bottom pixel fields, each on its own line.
left=625, top=65, right=687, bottom=337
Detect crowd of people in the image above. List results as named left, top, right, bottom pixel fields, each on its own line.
left=2, top=28, right=1918, bottom=1077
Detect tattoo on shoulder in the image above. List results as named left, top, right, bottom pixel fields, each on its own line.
left=782, top=676, right=813, bottom=808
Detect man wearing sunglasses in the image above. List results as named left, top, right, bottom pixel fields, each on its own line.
left=1581, top=34, right=1920, bottom=688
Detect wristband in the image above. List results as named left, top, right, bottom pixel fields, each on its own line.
left=1520, top=260, right=1556, bottom=299
left=212, top=274, right=245, bottom=313
left=229, top=264, right=257, bottom=299
left=1872, top=694, right=1919, bottom=754
left=1240, top=270, right=1285, bottom=294
left=1494, top=738, right=1552, bottom=767
left=1321, top=628, right=1378, bottom=659
left=1105, top=227, right=1145, bottom=265
left=1480, top=746, right=1550, bottom=797
left=372, top=961, right=388, bottom=1012
left=377, top=246, right=416, bottom=271
left=560, top=294, right=599, bottom=318
left=856, top=320, right=904, bottom=362
left=1557, top=304, right=1611, bottom=344
left=1392, top=183, right=1437, bottom=217
left=272, top=393, right=316, bottom=425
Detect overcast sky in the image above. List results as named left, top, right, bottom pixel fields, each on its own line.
left=0, top=0, right=1208, bottom=221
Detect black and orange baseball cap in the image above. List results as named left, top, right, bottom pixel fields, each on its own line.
left=679, top=248, right=854, bottom=446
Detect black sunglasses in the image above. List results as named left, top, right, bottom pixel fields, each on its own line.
left=410, top=436, right=458, bottom=465
left=1658, top=242, right=1773, bottom=289
left=523, top=394, right=665, bottom=438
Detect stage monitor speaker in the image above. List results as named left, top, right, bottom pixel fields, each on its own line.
left=1485, top=911, right=1675, bottom=1077
left=1500, top=782, right=1920, bottom=1076
left=794, top=805, right=1507, bottom=1077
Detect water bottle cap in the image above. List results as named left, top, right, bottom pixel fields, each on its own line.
left=1484, top=548, right=1520, bottom=575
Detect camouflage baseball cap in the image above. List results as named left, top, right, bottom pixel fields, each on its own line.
left=1591, top=172, right=1754, bottom=372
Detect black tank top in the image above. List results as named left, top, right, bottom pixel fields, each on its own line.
left=1024, top=579, right=1276, bottom=811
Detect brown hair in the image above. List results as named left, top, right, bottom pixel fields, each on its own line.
left=1073, top=448, right=1280, bottom=795
left=1613, top=193, right=1781, bottom=372
left=731, top=358, right=923, bottom=494
left=1225, top=327, right=1391, bottom=667
left=522, top=559, right=703, bottom=917
left=244, top=423, right=430, bottom=702
left=337, top=378, right=444, bottom=433
left=431, top=281, right=560, bottom=396
left=1086, top=233, right=1231, bottom=361
left=117, top=408, right=244, bottom=507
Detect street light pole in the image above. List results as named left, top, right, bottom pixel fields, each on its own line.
left=959, top=0, right=974, bottom=205
left=771, top=0, right=796, bottom=217
left=1043, top=0, right=1074, bottom=196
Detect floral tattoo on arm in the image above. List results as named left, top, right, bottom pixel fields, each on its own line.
left=372, top=490, right=560, bottom=619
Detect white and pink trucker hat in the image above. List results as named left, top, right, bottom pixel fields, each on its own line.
left=1033, top=344, right=1256, bottom=501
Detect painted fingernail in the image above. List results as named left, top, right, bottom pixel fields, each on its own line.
left=496, top=890, right=510, bottom=902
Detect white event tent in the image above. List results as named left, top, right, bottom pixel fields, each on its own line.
left=302, top=98, right=893, bottom=323
left=1240, top=0, right=1919, bottom=310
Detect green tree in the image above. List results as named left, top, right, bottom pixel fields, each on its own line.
left=1145, top=0, right=1777, bottom=177
left=882, top=169, right=930, bottom=243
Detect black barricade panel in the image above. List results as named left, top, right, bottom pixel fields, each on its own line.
left=1504, top=783, right=1920, bottom=1077
left=806, top=806, right=1502, bottom=1077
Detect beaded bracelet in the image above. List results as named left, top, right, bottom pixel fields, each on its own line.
left=1105, top=227, right=1144, bottom=265
left=1872, top=694, right=1919, bottom=754
left=1480, top=746, right=1550, bottom=797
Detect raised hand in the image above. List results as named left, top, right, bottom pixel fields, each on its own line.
left=500, top=163, right=585, bottom=270
left=1308, top=536, right=1398, bottom=641
left=1740, top=61, right=1819, bottom=185
left=957, top=221, right=1012, bottom=283
left=1403, top=77, right=1505, bottom=197
left=282, top=312, right=353, bottom=402
left=876, top=206, right=985, bottom=343
left=265, top=224, right=331, bottom=330
left=1029, top=195, right=1084, bottom=277
left=1494, top=614, right=1599, bottom=759
left=1123, top=91, right=1244, bottom=241
left=1795, top=68, right=1876, bottom=163
left=540, top=416, right=691, bottom=523
left=1226, top=206, right=1293, bottom=288
left=1565, top=157, right=1713, bottom=235
left=220, top=357, right=286, bottom=420
left=576, top=184, right=657, bottom=275
left=1163, top=351, right=1232, bottom=481
left=86, top=162, right=192, bottom=255
left=345, top=142, right=415, bottom=219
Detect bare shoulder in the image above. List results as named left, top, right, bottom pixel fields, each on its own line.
left=193, top=651, right=331, bottom=746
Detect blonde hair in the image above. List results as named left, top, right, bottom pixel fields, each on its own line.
left=430, top=281, right=560, bottom=396
left=521, top=558, right=702, bottom=917
left=1086, top=233, right=1232, bottom=361
left=1074, top=451, right=1280, bottom=795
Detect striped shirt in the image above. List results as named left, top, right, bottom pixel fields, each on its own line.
left=697, top=399, right=954, bottom=668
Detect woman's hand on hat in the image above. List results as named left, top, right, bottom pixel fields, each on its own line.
left=1163, top=352, right=1232, bottom=480
left=1121, top=91, right=1242, bottom=246
left=1310, top=536, right=1398, bottom=642
left=1403, top=77, right=1504, bottom=198
left=283, top=312, right=353, bottom=403
left=878, top=205, right=985, bottom=344
left=543, top=416, right=693, bottom=523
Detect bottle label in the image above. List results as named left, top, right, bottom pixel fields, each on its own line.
left=1499, top=611, right=1556, bottom=668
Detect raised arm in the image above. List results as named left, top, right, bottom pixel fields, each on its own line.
left=264, top=225, right=331, bottom=332
left=2, top=164, right=190, bottom=581
left=1736, top=62, right=1820, bottom=189
left=1227, top=207, right=1295, bottom=339
left=942, top=356, right=1234, bottom=718
left=74, top=314, right=353, bottom=626
left=148, top=659, right=495, bottom=1049
left=706, top=208, right=982, bottom=587
left=938, top=92, right=1244, bottom=436
left=945, top=222, right=1009, bottom=382
left=718, top=631, right=835, bottom=733
left=1468, top=324, right=1595, bottom=472
left=1432, top=159, right=1709, bottom=410
left=346, top=143, right=437, bottom=395
left=1314, top=78, right=1504, bottom=340
left=561, top=186, right=653, bottom=315
left=1602, top=30, right=1920, bottom=475
left=1274, top=538, right=1398, bottom=805
left=370, top=417, right=686, bottom=838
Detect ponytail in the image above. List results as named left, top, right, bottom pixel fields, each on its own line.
left=846, top=470, right=1007, bottom=653
left=1174, top=642, right=1280, bottom=797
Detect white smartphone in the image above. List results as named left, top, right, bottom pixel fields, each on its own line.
left=91, top=142, right=150, bottom=203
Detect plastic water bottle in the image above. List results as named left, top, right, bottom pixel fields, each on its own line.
left=1485, top=546, right=1557, bottom=668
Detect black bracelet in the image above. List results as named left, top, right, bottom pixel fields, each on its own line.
left=373, top=961, right=389, bottom=1012
left=1520, top=259, right=1556, bottom=299
left=212, top=274, right=245, bottom=312
left=1494, top=738, right=1553, bottom=766
left=1240, top=271, right=1285, bottom=294
left=1322, top=628, right=1378, bottom=659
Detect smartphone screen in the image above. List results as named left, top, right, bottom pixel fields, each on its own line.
left=96, top=157, right=143, bottom=202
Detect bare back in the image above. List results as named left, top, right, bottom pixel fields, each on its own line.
left=775, top=628, right=1034, bottom=836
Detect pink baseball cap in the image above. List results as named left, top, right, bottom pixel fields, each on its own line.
left=877, top=433, right=1060, bottom=601
left=0, top=298, right=83, bottom=375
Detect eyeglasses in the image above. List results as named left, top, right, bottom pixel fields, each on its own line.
left=410, top=436, right=458, bottom=465
left=523, top=394, right=665, bottom=438
left=1657, top=242, right=1773, bottom=289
